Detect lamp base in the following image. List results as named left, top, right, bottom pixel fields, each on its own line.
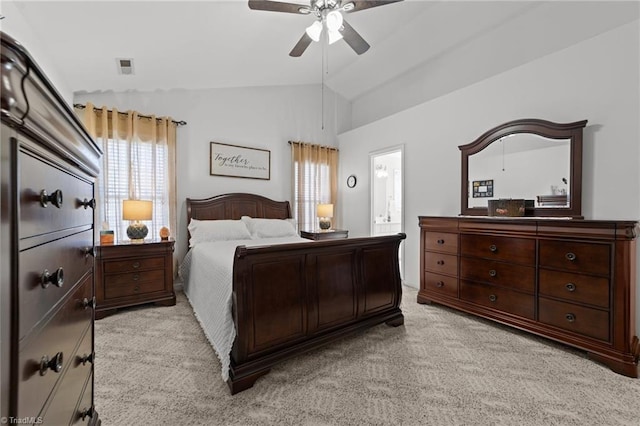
left=319, top=218, right=331, bottom=230
left=127, top=222, right=148, bottom=243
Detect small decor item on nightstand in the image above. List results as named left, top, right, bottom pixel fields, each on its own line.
left=123, top=199, right=152, bottom=243
left=159, top=226, right=170, bottom=240
left=317, top=203, right=334, bottom=230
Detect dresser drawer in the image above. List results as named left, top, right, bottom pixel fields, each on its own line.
left=423, top=231, right=458, bottom=254
left=103, top=255, right=165, bottom=274
left=460, top=257, right=534, bottom=293
left=539, top=269, right=609, bottom=308
left=538, top=297, right=609, bottom=341
left=423, top=272, right=458, bottom=298
left=18, top=229, right=93, bottom=339
left=19, top=150, right=94, bottom=239
left=38, top=326, right=93, bottom=425
left=539, top=240, right=610, bottom=276
left=17, top=275, right=92, bottom=418
left=424, top=252, right=458, bottom=276
left=460, top=234, right=535, bottom=266
left=104, top=269, right=165, bottom=299
left=460, top=279, right=535, bottom=319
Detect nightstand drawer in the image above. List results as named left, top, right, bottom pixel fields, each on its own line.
left=104, top=270, right=165, bottom=299
left=104, top=256, right=165, bottom=273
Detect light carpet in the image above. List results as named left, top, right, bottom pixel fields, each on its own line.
left=94, top=286, right=640, bottom=425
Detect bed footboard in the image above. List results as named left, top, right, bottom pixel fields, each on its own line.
left=227, top=233, right=406, bottom=394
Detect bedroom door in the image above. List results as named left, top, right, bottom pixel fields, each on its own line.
left=370, top=146, right=404, bottom=279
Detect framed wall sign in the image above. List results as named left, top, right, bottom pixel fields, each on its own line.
left=472, top=179, right=494, bottom=198
left=210, top=142, right=271, bottom=180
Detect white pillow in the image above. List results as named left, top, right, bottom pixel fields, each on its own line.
left=241, top=216, right=298, bottom=238
left=188, top=219, right=252, bottom=247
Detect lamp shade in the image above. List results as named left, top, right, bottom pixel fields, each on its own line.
left=317, top=203, right=334, bottom=218
left=123, top=200, right=152, bottom=221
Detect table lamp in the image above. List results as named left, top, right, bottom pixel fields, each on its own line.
left=123, top=199, right=152, bottom=242
left=317, top=203, right=334, bottom=230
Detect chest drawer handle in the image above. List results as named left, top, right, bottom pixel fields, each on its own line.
left=40, top=351, right=63, bottom=375
left=565, top=252, right=577, bottom=261
left=82, top=297, right=96, bottom=310
left=489, top=269, right=497, bottom=277
left=436, top=260, right=445, bottom=265
left=79, top=198, right=96, bottom=209
left=39, top=189, right=63, bottom=208
left=436, top=239, right=445, bottom=245
left=132, top=261, right=141, bottom=269
left=79, top=352, right=94, bottom=365
left=83, top=246, right=96, bottom=258
left=41, top=267, right=64, bottom=288
left=435, top=281, right=445, bottom=288
left=80, top=405, right=95, bottom=421
left=565, top=313, right=576, bottom=322
left=565, top=283, right=576, bottom=292
left=488, top=294, right=497, bottom=302
left=489, top=244, right=497, bottom=252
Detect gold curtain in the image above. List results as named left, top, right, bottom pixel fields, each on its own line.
left=290, top=141, right=338, bottom=231
left=76, top=102, right=178, bottom=242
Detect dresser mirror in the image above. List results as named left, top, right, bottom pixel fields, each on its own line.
left=459, top=119, right=587, bottom=218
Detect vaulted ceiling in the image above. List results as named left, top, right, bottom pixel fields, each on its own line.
left=5, top=1, right=639, bottom=102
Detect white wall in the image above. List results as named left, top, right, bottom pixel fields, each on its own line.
left=75, top=84, right=351, bottom=260
left=338, top=21, right=640, bottom=332
left=1, top=1, right=74, bottom=104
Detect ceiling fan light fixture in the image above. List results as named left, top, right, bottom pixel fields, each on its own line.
left=305, top=20, right=323, bottom=42
left=325, top=10, right=343, bottom=32
left=328, top=28, right=343, bottom=45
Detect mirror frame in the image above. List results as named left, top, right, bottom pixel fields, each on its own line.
left=459, top=118, right=587, bottom=218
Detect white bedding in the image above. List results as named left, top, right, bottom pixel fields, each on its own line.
left=179, top=236, right=309, bottom=381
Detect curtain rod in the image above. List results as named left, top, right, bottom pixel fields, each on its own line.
left=73, top=104, right=187, bottom=126
left=288, top=140, right=338, bottom=151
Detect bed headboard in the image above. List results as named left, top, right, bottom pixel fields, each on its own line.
left=186, top=193, right=292, bottom=224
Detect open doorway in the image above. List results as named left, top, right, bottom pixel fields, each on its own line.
left=370, top=146, right=404, bottom=279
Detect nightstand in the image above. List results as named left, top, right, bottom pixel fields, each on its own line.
left=95, top=239, right=176, bottom=319
left=300, top=229, right=349, bottom=240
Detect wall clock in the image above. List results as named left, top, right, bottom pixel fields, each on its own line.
left=347, top=175, right=357, bottom=188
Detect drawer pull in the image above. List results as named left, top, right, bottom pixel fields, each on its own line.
left=39, top=352, right=63, bottom=375
left=83, top=246, right=96, bottom=258
left=134, top=285, right=140, bottom=292
left=80, top=405, right=95, bottom=421
left=39, top=189, right=63, bottom=208
left=435, top=281, right=445, bottom=288
left=488, top=294, right=497, bottom=302
left=436, top=260, right=445, bottom=265
left=79, top=352, right=94, bottom=365
left=132, top=261, right=141, bottom=269
left=41, top=267, right=64, bottom=288
left=489, top=244, right=497, bottom=252
left=79, top=198, right=96, bottom=209
left=132, top=274, right=140, bottom=281
left=565, top=252, right=577, bottom=261
left=436, top=239, right=445, bottom=245
left=565, top=313, right=576, bottom=322
left=489, top=269, right=497, bottom=277
left=82, top=297, right=96, bottom=310
left=565, top=283, right=576, bottom=292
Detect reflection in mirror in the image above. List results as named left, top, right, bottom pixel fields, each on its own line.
left=468, top=134, right=570, bottom=208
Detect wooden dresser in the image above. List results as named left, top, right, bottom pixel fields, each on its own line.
left=1, top=32, right=102, bottom=424
left=419, top=216, right=639, bottom=377
left=95, top=240, right=176, bottom=319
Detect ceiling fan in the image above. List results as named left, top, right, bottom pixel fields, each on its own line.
left=248, top=0, right=404, bottom=57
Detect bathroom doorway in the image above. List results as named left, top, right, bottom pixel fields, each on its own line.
left=370, top=146, right=404, bottom=279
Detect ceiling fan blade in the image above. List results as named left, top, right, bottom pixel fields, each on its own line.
left=290, top=32, right=313, bottom=57
left=344, top=0, right=403, bottom=13
left=248, top=0, right=310, bottom=14
left=340, top=20, right=370, bottom=55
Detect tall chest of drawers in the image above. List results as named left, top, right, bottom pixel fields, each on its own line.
left=419, top=216, right=639, bottom=378
left=1, top=32, right=102, bottom=425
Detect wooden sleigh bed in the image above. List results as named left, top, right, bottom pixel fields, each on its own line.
left=185, top=193, right=406, bottom=394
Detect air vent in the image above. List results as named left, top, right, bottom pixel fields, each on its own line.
left=116, top=58, right=134, bottom=75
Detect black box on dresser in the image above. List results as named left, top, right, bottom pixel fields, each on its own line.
left=1, top=32, right=102, bottom=425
